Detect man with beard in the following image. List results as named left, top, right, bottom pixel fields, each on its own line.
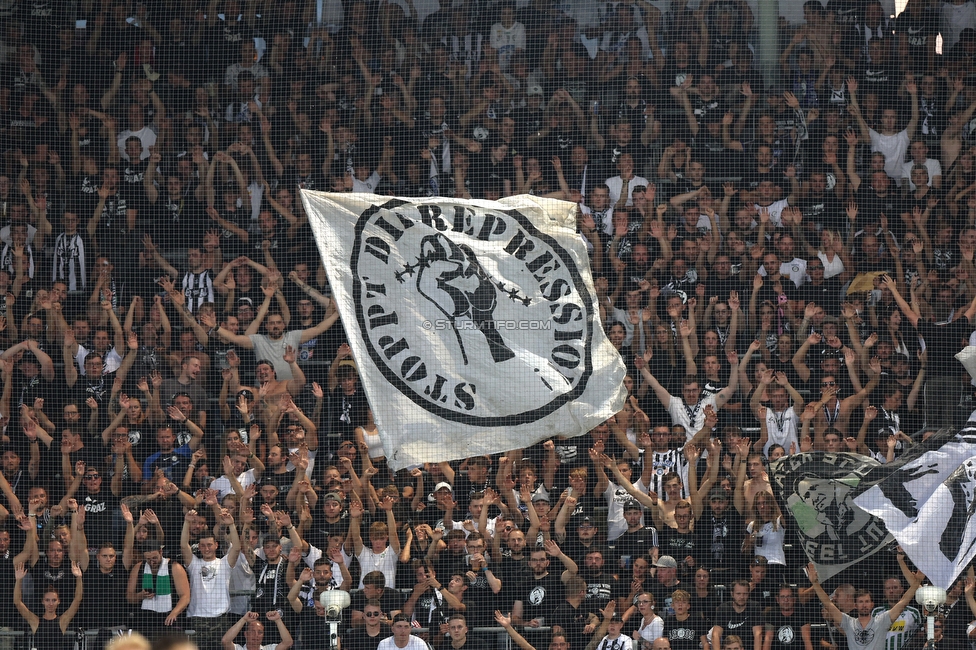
left=127, top=542, right=191, bottom=637
left=143, top=424, right=203, bottom=482
left=696, top=487, right=745, bottom=572
left=261, top=445, right=296, bottom=494
left=64, top=328, right=138, bottom=415
left=763, top=585, right=811, bottom=650
left=582, top=549, right=621, bottom=604
left=807, top=564, right=923, bottom=650
left=207, top=303, right=338, bottom=381
left=711, top=580, right=763, bottom=650
left=512, top=546, right=579, bottom=627
left=160, top=354, right=209, bottom=427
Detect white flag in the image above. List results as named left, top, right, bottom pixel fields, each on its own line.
left=301, top=192, right=628, bottom=470
left=853, top=427, right=976, bottom=589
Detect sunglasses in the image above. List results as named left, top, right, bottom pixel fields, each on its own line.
left=822, top=381, right=837, bottom=386
left=365, top=612, right=382, bottom=617
left=85, top=474, right=101, bottom=479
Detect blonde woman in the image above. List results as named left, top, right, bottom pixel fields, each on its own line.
left=743, top=491, right=787, bottom=586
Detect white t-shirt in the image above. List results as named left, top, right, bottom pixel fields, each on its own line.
left=747, top=518, right=786, bottom=566
left=117, top=125, right=157, bottom=161
left=248, top=329, right=304, bottom=380
left=941, top=1, right=976, bottom=48
left=667, top=394, right=718, bottom=438
left=753, top=199, right=789, bottom=228
left=352, top=171, right=382, bottom=193
left=76, top=345, right=123, bottom=375
left=869, top=129, right=910, bottom=183
left=186, top=555, right=234, bottom=617
left=817, top=251, right=846, bottom=280
left=489, top=22, right=526, bottom=69
left=779, top=258, right=808, bottom=288
left=377, top=635, right=431, bottom=650
left=210, top=468, right=258, bottom=500
left=356, top=546, right=399, bottom=588
left=763, top=407, right=800, bottom=458
left=605, top=175, right=650, bottom=207
left=838, top=612, right=891, bottom=650
left=604, top=480, right=646, bottom=542
left=638, top=616, right=664, bottom=644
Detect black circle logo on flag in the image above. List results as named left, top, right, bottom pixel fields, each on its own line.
left=351, top=198, right=596, bottom=425
left=772, top=452, right=891, bottom=569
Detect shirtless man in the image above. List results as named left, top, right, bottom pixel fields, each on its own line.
left=225, top=350, right=308, bottom=432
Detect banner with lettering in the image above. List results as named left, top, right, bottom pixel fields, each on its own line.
left=301, top=192, right=628, bottom=470
left=771, top=452, right=892, bottom=581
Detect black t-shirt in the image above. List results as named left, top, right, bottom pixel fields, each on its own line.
left=516, top=572, right=566, bottom=622
left=550, top=599, right=597, bottom=642
left=328, top=387, right=368, bottom=441
left=695, top=509, right=746, bottom=571
left=662, top=612, right=707, bottom=650
left=80, top=488, right=121, bottom=545
left=894, top=11, right=939, bottom=73
left=648, top=580, right=683, bottom=618
left=661, top=63, right=704, bottom=93
left=610, top=526, right=659, bottom=568
left=795, top=278, right=844, bottom=317
left=916, top=320, right=972, bottom=367
left=81, top=567, right=129, bottom=628
left=0, top=554, right=15, bottom=627
left=584, top=572, right=622, bottom=603
left=658, top=527, right=698, bottom=566
left=342, top=628, right=385, bottom=650
left=712, top=600, right=764, bottom=643
left=348, top=588, right=406, bottom=617
left=764, top=608, right=809, bottom=650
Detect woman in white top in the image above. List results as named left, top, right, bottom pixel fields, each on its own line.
left=742, top=491, right=787, bottom=586
left=812, top=229, right=848, bottom=280
left=628, top=592, right=663, bottom=650
left=355, top=409, right=387, bottom=464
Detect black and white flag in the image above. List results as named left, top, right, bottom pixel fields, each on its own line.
left=771, top=452, right=891, bottom=581
left=853, top=426, right=976, bottom=589
left=301, top=192, right=628, bottom=470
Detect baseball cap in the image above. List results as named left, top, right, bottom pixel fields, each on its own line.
left=709, top=488, right=729, bottom=501
left=323, top=492, right=343, bottom=502
left=578, top=516, right=595, bottom=527
left=237, top=297, right=254, bottom=307
left=531, top=493, right=550, bottom=503
left=653, top=555, right=678, bottom=568
left=434, top=482, right=453, bottom=493
left=527, top=84, right=544, bottom=97
left=623, top=500, right=643, bottom=512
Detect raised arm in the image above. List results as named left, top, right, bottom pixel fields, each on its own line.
left=806, top=564, right=844, bottom=626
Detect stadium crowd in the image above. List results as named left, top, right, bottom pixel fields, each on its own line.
left=2, top=0, right=976, bottom=650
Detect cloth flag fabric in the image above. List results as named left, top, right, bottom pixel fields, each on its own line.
left=301, top=192, right=628, bottom=470
left=771, top=452, right=892, bottom=581
left=853, top=426, right=976, bottom=589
